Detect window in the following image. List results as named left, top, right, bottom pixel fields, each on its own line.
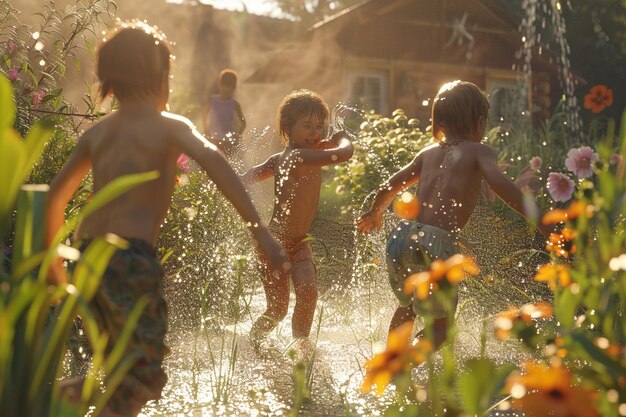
left=346, top=71, right=388, bottom=114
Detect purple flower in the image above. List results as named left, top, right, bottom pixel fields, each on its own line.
left=177, top=153, right=190, bottom=173
left=7, top=39, right=16, bottom=54
left=7, top=67, right=18, bottom=81
left=547, top=172, right=575, bottom=202
left=529, top=156, right=542, bottom=171
left=610, top=153, right=622, bottom=165
left=32, top=89, right=46, bottom=107
left=565, top=146, right=599, bottom=178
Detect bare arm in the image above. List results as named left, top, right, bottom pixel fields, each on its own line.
left=241, top=154, right=279, bottom=184
left=165, top=113, right=288, bottom=270
left=45, top=136, right=93, bottom=284
left=357, top=151, right=423, bottom=234
left=293, top=130, right=353, bottom=167
left=477, top=144, right=550, bottom=236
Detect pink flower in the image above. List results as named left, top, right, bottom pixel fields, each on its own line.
left=7, top=67, right=18, bottom=81
left=610, top=153, right=622, bottom=165
left=529, top=156, right=542, bottom=171
left=177, top=153, right=190, bottom=173
left=7, top=39, right=16, bottom=54
left=565, top=146, right=599, bottom=178
left=547, top=172, right=575, bottom=202
left=31, top=89, right=46, bottom=107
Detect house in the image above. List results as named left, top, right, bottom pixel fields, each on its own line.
left=246, top=0, right=557, bottom=126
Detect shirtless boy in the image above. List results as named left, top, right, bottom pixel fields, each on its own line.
left=243, top=89, right=354, bottom=341
left=45, top=22, right=286, bottom=417
left=357, top=80, right=553, bottom=348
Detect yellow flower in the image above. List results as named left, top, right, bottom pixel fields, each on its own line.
left=404, top=254, right=480, bottom=300
left=546, top=228, right=577, bottom=258
left=361, top=322, right=432, bottom=395
left=494, top=302, right=553, bottom=341
left=542, top=201, right=593, bottom=224
left=506, top=361, right=599, bottom=417
left=534, top=263, right=572, bottom=291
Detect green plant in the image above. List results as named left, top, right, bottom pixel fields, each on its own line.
left=0, top=74, right=157, bottom=416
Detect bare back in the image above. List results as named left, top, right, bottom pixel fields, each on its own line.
left=76, top=109, right=181, bottom=246
left=269, top=149, right=321, bottom=242
left=415, top=141, right=485, bottom=233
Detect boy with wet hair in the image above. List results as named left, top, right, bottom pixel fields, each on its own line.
left=201, top=68, right=246, bottom=159
left=242, top=89, right=354, bottom=341
left=45, top=22, right=286, bottom=417
left=357, top=80, right=553, bottom=349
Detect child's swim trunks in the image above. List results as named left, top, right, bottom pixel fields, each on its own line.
left=82, top=237, right=169, bottom=416
left=386, top=220, right=460, bottom=318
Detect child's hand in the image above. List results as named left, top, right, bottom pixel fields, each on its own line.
left=330, top=130, right=348, bottom=143
left=253, top=227, right=290, bottom=272
left=357, top=210, right=383, bottom=235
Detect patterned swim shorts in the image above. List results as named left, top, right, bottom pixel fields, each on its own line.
left=386, top=221, right=460, bottom=318
left=82, top=238, right=169, bottom=416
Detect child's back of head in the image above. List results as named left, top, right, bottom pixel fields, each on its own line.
left=97, top=21, right=171, bottom=103
left=277, top=89, right=329, bottom=145
left=431, top=80, right=489, bottom=141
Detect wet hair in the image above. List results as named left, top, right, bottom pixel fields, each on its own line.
left=277, top=89, right=329, bottom=145
left=96, top=21, right=171, bottom=102
left=431, top=80, right=490, bottom=141
left=219, top=69, right=238, bottom=88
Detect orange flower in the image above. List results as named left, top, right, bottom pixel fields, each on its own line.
left=404, top=254, right=480, bottom=300
left=361, top=322, right=432, bottom=395
left=495, top=302, right=553, bottom=341
left=534, top=263, right=571, bottom=291
left=393, top=192, right=420, bottom=219
left=546, top=228, right=577, bottom=257
left=584, top=85, right=613, bottom=113
left=506, top=361, right=599, bottom=417
left=542, top=201, right=593, bottom=224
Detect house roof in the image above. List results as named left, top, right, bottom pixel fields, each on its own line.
left=247, top=0, right=535, bottom=84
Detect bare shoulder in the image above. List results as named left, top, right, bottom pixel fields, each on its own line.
left=161, top=111, right=196, bottom=132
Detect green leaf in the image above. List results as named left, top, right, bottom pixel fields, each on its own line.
left=0, top=129, right=26, bottom=224
left=0, top=75, right=15, bottom=128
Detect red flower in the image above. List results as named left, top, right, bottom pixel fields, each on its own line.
left=584, top=85, right=613, bottom=113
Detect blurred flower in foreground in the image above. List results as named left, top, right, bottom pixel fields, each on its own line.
left=547, top=172, right=575, bottom=202
left=361, top=322, right=431, bottom=395
left=506, top=360, right=599, bottom=417
left=565, top=146, right=599, bottom=178
left=529, top=156, right=542, bottom=171
left=584, top=85, right=613, bottom=113
left=542, top=201, right=593, bottom=224
left=534, top=264, right=571, bottom=291
left=494, top=302, right=553, bottom=341
left=393, top=191, right=419, bottom=219
left=404, top=254, right=479, bottom=300
left=7, top=39, right=16, bottom=53
left=546, top=228, right=577, bottom=258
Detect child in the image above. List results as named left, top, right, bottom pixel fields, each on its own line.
left=201, top=68, right=246, bottom=159
left=45, top=22, right=286, bottom=417
left=242, top=89, right=354, bottom=341
left=357, top=80, right=553, bottom=349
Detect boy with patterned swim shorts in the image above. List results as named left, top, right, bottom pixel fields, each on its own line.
left=45, top=22, right=287, bottom=417
left=357, top=81, right=553, bottom=350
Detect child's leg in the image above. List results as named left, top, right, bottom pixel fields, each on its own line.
left=291, top=258, right=318, bottom=338
left=251, top=261, right=290, bottom=338
left=389, top=305, right=417, bottom=334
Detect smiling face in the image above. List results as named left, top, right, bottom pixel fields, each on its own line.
left=288, top=112, right=325, bottom=148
